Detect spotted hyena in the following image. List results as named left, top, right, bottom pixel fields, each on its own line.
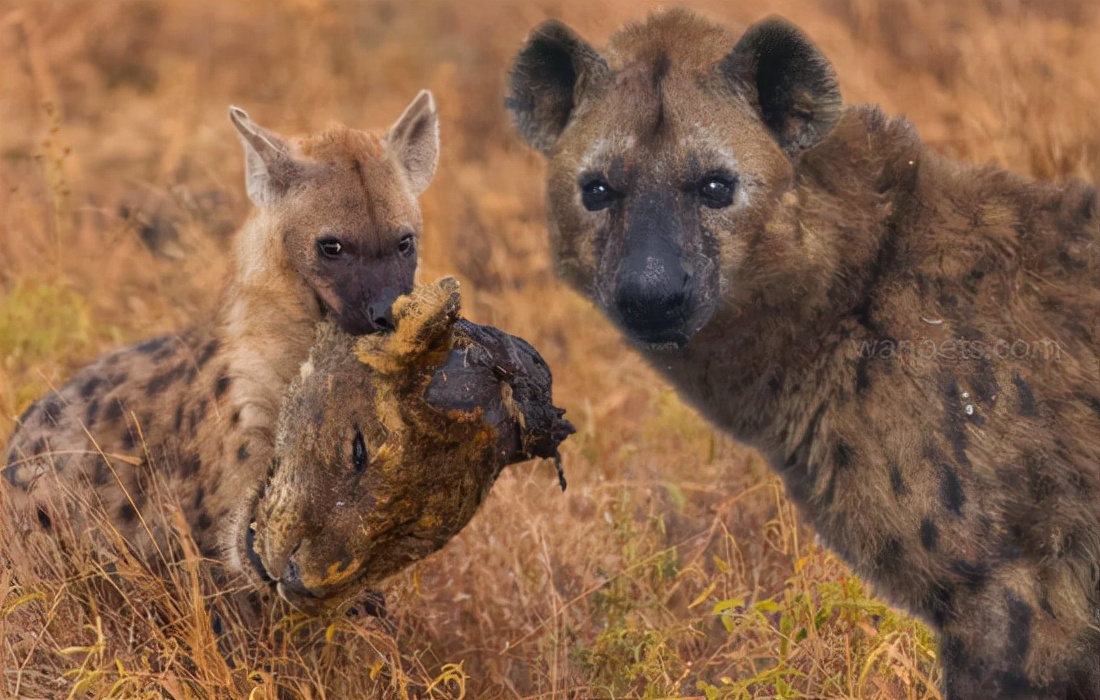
left=2, top=91, right=440, bottom=589
left=248, top=277, right=573, bottom=611
left=508, top=10, right=1099, bottom=699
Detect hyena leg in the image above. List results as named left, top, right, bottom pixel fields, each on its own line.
left=937, top=572, right=1088, bottom=700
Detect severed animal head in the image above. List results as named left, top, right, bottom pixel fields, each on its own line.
left=243, top=278, right=573, bottom=611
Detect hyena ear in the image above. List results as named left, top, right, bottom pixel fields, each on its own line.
left=228, top=106, right=300, bottom=207
left=507, top=20, right=609, bottom=155
left=720, top=16, right=841, bottom=158
left=385, top=90, right=440, bottom=196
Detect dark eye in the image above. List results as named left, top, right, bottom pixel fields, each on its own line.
left=351, top=428, right=368, bottom=473
left=580, top=178, right=617, bottom=211
left=698, top=176, right=736, bottom=209
left=316, top=237, right=343, bottom=259
left=397, top=234, right=415, bottom=256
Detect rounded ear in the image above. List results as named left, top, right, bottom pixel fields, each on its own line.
left=385, top=90, right=440, bottom=196
left=228, top=106, right=300, bottom=207
left=507, top=20, right=609, bottom=155
left=719, top=16, right=841, bottom=158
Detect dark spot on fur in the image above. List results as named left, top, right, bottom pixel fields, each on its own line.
left=41, top=395, right=64, bottom=427
left=214, top=374, right=232, bottom=400
left=1012, top=373, right=1038, bottom=417
left=970, top=358, right=999, bottom=404
left=998, top=526, right=1024, bottom=561
left=118, top=503, right=137, bottom=523
left=104, top=399, right=125, bottom=424
left=925, top=581, right=956, bottom=626
left=920, top=518, right=938, bottom=550
left=855, top=354, right=871, bottom=393
left=122, top=428, right=137, bottom=451
left=188, top=401, right=207, bottom=436
left=80, top=376, right=104, bottom=399
left=236, top=444, right=250, bottom=462
left=194, top=486, right=204, bottom=510
left=180, top=455, right=201, bottom=478
left=834, top=440, right=853, bottom=468
left=889, top=462, right=908, bottom=496
left=230, top=410, right=241, bottom=426
left=37, top=507, right=52, bottom=530
left=874, top=537, right=904, bottom=576
left=173, top=404, right=185, bottom=433
left=940, top=464, right=965, bottom=516
left=30, top=436, right=48, bottom=456
left=196, top=339, right=219, bottom=368
left=135, top=336, right=171, bottom=355
left=1079, top=393, right=1100, bottom=421
left=146, top=364, right=187, bottom=397
left=92, top=456, right=111, bottom=486
left=196, top=512, right=213, bottom=531
left=950, top=559, right=990, bottom=590
left=1005, top=596, right=1032, bottom=665
left=85, top=397, right=101, bottom=426
left=938, top=374, right=971, bottom=468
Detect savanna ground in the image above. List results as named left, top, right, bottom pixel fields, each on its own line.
left=1, top=0, right=1097, bottom=697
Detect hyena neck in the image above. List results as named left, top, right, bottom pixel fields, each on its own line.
left=199, top=214, right=323, bottom=469
left=643, top=106, right=925, bottom=449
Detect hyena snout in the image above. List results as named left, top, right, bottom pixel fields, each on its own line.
left=338, top=285, right=406, bottom=335
left=612, top=237, right=699, bottom=344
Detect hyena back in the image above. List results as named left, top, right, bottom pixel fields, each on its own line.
left=2, top=91, right=440, bottom=590
left=509, top=10, right=1099, bottom=699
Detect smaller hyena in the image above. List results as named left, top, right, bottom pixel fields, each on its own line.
left=249, top=277, right=573, bottom=611
left=2, top=91, right=439, bottom=590
left=508, top=10, right=1099, bottom=699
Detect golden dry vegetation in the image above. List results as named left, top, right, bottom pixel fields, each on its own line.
left=1, top=0, right=1097, bottom=697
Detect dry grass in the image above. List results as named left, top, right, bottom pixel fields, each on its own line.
left=1, top=0, right=1096, bottom=697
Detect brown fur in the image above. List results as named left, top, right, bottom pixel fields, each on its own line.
left=509, top=10, right=1099, bottom=699
left=1, top=92, right=440, bottom=591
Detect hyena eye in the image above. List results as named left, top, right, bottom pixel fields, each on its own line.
left=316, top=237, right=344, bottom=259
left=580, top=178, right=617, bottom=212
left=698, top=176, right=736, bottom=209
left=351, top=427, right=368, bottom=473
left=397, top=234, right=415, bottom=257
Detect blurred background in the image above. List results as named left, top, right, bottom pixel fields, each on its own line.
left=1, top=0, right=1097, bottom=697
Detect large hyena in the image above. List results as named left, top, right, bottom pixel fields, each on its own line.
left=508, top=10, right=1099, bottom=699
left=2, top=91, right=439, bottom=592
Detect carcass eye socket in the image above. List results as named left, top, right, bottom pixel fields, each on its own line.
left=352, top=428, right=368, bottom=473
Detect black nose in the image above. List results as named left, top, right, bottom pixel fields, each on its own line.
left=366, top=303, right=395, bottom=332
left=613, top=254, right=693, bottom=340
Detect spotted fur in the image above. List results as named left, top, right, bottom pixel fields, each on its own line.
left=509, top=10, right=1099, bottom=698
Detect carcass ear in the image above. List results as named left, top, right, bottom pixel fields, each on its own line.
left=228, top=106, right=300, bottom=207
left=720, top=16, right=841, bottom=157
left=507, top=20, right=609, bottom=155
left=385, top=90, right=440, bottom=196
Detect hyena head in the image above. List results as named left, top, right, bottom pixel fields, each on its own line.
left=229, top=91, right=439, bottom=335
left=508, top=10, right=840, bottom=347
